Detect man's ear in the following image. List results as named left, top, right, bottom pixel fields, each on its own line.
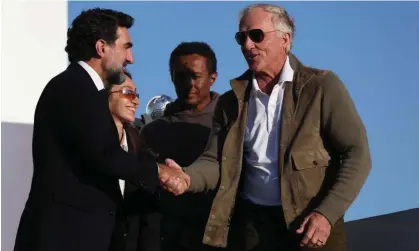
left=95, top=39, right=107, bottom=58
left=209, top=72, right=218, bottom=86
left=282, top=33, right=291, bottom=52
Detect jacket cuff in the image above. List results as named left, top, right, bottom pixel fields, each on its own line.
left=313, top=202, right=342, bottom=227
left=183, top=168, right=201, bottom=193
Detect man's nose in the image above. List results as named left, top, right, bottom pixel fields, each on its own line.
left=126, top=49, right=134, bottom=64
left=243, top=36, right=255, bottom=51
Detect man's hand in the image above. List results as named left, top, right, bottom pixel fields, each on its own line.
left=158, top=159, right=190, bottom=196
left=296, top=212, right=331, bottom=248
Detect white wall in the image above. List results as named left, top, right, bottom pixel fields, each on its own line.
left=1, top=0, right=68, bottom=124
left=1, top=1, right=68, bottom=250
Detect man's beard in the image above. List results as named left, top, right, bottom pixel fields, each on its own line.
left=106, top=67, right=125, bottom=86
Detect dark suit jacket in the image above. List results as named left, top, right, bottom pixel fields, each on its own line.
left=14, top=63, right=159, bottom=251
left=123, top=124, right=162, bottom=251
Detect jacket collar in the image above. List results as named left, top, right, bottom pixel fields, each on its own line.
left=230, top=53, right=315, bottom=101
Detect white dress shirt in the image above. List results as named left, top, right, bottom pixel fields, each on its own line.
left=119, top=129, right=128, bottom=196
left=242, top=56, right=294, bottom=206
left=77, top=61, right=104, bottom=91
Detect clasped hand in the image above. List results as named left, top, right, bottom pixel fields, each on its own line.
left=158, top=159, right=190, bottom=196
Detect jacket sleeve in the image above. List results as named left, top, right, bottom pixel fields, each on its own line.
left=183, top=99, right=225, bottom=193
left=314, top=71, right=372, bottom=226
left=51, top=74, right=159, bottom=193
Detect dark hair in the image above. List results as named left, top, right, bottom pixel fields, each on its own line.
left=106, top=68, right=132, bottom=91
left=65, top=8, right=134, bottom=63
left=169, top=42, right=217, bottom=75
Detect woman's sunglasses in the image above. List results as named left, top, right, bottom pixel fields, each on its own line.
left=235, top=29, right=279, bottom=46
left=111, top=89, right=139, bottom=101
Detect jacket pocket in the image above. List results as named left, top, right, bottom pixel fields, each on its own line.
left=291, top=149, right=330, bottom=202
left=291, top=148, right=330, bottom=170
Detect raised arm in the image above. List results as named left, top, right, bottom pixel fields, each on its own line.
left=161, top=98, right=226, bottom=194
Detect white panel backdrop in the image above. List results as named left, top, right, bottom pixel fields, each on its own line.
left=1, top=1, right=68, bottom=250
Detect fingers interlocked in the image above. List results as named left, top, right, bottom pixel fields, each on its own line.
left=158, top=158, right=190, bottom=196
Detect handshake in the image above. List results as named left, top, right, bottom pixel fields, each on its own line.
left=158, top=159, right=190, bottom=196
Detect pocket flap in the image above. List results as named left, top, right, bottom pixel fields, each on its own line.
left=291, top=149, right=330, bottom=170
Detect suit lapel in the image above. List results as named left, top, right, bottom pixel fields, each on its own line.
left=121, top=126, right=138, bottom=196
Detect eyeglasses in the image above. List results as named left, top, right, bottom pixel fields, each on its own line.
left=110, top=89, right=139, bottom=101
left=235, top=29, right=279, bottom=46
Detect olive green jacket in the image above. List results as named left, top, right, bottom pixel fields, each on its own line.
left=183, top=53, right=372, bottom=247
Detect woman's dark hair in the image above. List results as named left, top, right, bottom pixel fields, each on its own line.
left=106, top=69, right=132, bottom=92
left=65, top=8, right=134, bottom=63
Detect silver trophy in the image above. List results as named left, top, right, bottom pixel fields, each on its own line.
left=145, top=95, right=174, bottom=120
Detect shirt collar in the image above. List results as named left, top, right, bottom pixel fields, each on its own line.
left=77, top=61, right=105, bottom=91
left=121, top=129, right=129, bottom=151
left=251, top=55, right=294, bottom=96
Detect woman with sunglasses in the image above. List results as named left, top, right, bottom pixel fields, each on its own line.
left=107, top=70, right=140, bottom=145
left=106, top=70, right=160, bottom=251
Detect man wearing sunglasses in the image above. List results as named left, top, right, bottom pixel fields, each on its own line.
left=162, top=3, right=371, bottom=251
left=13, top=8, right=187, bottom=251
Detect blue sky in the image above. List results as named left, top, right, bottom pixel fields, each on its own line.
left=68, top=1, right=419, bottom=221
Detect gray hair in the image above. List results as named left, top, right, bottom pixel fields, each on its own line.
left=239, top=3, right=295, bottom=52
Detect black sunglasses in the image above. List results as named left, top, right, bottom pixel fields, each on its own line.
left=235, top=29, right=279, bottom=46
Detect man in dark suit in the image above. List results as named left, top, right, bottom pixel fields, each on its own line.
left=13, top=8, right=189, bottom=251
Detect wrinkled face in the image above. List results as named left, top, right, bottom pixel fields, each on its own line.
left=171, top=54, right=217, bottom=107
left=100, top=27, right=134, bottom=79
left=239, top=8, right=289, bottom=75
left=108, top=75, right=139, bottom=123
